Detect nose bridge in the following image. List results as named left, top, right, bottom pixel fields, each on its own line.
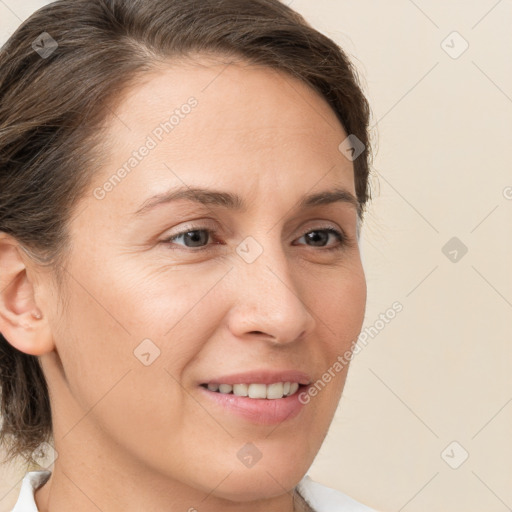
left=228, top=233, right=316, bottom=343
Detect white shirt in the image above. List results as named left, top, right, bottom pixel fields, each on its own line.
left=11, top=470, right=379, bottom=511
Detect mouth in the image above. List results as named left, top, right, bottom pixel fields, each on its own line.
left=199, top=381, right=305, bottom=399
left=197, top=370, right=312, bottom=425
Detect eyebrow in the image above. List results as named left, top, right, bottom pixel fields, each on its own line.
left=133, top=185, right=361, bottom=217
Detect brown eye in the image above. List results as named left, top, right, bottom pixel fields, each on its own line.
left=162, top=228, right=217, bottom=249
left=294, top=227, right=346, bottom=251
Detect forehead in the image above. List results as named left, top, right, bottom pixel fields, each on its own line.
left=88, top=55, right=355, bottom=216
left=104, top=54, right=348, bottom=154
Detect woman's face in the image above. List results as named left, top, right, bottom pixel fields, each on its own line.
left=40, top=55, right=366, bottom=502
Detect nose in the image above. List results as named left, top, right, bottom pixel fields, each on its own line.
left=226, top=241, right=316, bottom=345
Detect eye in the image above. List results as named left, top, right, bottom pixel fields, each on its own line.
left=294, top=227, right=346, bottom=251
left=162, top=228, right=218, bottom=249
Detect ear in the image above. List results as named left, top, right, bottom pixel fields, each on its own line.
left=0, top=232, right=55, bottom=356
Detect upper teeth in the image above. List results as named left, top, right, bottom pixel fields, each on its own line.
left=206, top=382, right=300, bottom=399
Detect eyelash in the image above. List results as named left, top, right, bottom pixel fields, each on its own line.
left=161, top=225, right=348, bottom=252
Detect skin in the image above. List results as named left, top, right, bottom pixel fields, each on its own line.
left=0, top=54, right=366, bottom=512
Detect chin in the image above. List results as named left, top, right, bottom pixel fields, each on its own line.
left=204, top=463, right=307, bottom=502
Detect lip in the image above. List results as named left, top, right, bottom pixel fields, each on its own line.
left=197, top=369, right=312, bottom=425
left=199, top=369, right=312, bottom=386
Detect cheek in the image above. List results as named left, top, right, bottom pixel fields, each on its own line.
left=51, top=268, right=215, bottom=465
left=56, top=260, right=228, bottom=403
left=313, top=262, right=366, bottom=347
left=111, top=262, right=229, bottom=338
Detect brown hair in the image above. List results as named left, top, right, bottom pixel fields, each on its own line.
left=0, top=0, right=373, bottom=467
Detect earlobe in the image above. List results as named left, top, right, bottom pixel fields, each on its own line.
left=0, top=233, right=55, bottom=356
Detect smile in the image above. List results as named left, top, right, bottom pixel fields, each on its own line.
left=201, top=382, right=301, bottom=399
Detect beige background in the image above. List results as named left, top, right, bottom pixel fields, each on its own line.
left=1, top=1, right=511, bottom=511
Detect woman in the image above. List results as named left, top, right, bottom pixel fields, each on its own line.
left=0, top=0, right=378, bottom=510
